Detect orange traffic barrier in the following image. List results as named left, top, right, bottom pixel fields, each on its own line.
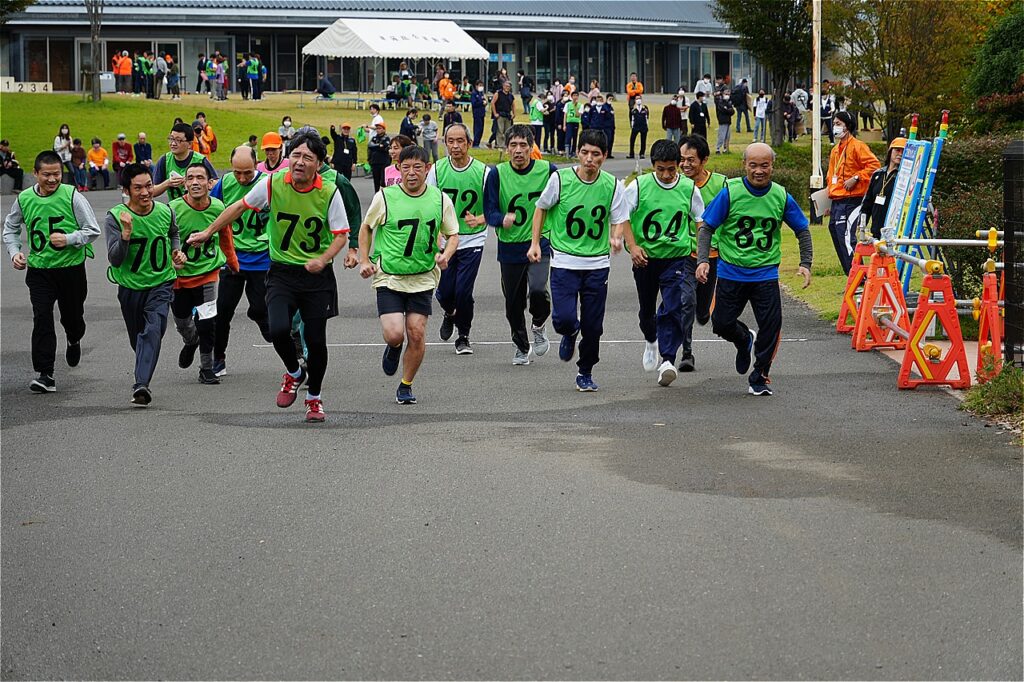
left=852, top=249, right=909, bottom=351
left=836, top=241, right=875, bottom=334
left=973, top=267, right=1003, bottom=383
left=897, top=273, right=970, bottom=390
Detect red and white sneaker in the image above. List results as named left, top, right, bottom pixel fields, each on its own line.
left=276, top=370, right=306, bottom=408
left=304, top=398, right=325, bottom=423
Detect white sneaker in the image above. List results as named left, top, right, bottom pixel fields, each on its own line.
left=512, top=348, right=531, bottom=365
left=532, top=324, right=550, bottom=357
left=642, top=341, right=658, bottom=372
left=657, top=360, right=677, bottom=387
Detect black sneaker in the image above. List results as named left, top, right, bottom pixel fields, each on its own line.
left=382, top=343, right=402, bottom=376
left=439, top=313, right=455, bottom=341
left=131, top=385, right=152, bottom=406
left=735, top=329, right=756, bottom=375
left=454, top=337, right=473, bottom=355
left=29, top=374, right=56, bottom=393
left=178, top=342, right=199, bottom=369
left=198, top=368, right=220, bottom=385
left=678, top=353, right=695, bottom=373
left=748, top=371, right=773, bottom=396
left=66, top=342, right=81, bottom=367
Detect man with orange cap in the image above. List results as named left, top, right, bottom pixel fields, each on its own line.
left=856, top=136, right=906, bottom=239
left=256, top=132, right=289, bottom=175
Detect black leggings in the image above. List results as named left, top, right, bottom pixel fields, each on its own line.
left=268, top=307, right=328, bottom=396
left=371, top=164, right=386, bottom=193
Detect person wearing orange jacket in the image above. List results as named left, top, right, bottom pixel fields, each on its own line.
left=438, top=72, right=456, bottom=103
left=626, top=72, right=644, bottom=109
left=825, top=110, right=880, bottom=274
left=113, top=50, right=133, bottom=94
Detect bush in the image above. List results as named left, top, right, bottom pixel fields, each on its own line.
left=966, top=5, right=1024, bottom=100
left=961, top=362, right=1024, bottom=432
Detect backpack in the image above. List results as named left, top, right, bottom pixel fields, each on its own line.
left=208, top=130, right=218, bottom=154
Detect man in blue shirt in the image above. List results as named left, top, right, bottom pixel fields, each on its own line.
left=695, top=142, right=813, bottom=396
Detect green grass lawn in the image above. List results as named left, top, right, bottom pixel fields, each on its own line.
left=0, top=92, right=811, bottom=169
left=1, top=91, right=850, bottom=320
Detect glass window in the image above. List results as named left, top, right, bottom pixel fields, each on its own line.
left=536, top=39, right=550, bottom=89
left=49, top=38, right=74, bottom=90
left=568, top=40, right=581, bottom=86
left=26, top=39, right=47, bottom=81
left=701, top=49, right=713, bottom=82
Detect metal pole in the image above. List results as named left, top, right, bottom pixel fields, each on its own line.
left=891, top=238, right=1004, bottom=247
left=877, top=315, right=911, bottom=340
left=810, top=0, right=822, bottom=190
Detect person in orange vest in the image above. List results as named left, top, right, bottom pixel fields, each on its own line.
left=113, top=50, right=133, bottom=94
left=438, top=71, right=456, bottom=103
left=825, top=110, right=880, bottom=274
left=626, top=72, right=644, bottom=109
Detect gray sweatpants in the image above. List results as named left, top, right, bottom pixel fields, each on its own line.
left=117, top=282, right=173, bottom=390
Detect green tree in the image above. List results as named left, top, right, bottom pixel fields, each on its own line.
left=826, top=0, right=999, bottom=141
left=0, top=0, right=37, bottom=25
left=713, top=0, right=813, bottom=147
left=966, top=3, right=1024, bottom=98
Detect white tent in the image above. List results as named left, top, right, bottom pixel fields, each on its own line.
left=302, top=18, right=489, bottom=60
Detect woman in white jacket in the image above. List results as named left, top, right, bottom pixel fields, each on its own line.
left=52, top=123, right=73, bottom=183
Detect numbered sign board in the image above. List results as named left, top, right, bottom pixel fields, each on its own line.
left=2, top=81, right=53, bottom=93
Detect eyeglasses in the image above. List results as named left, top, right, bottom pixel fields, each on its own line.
left=167, top=137, right=187, bottom=144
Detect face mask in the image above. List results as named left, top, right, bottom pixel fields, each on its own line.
left=635, top=101, right=642, bottom=106
left=547, top=96, right=554, bottom=102
left=477, top=86, right=484, bottom=92
left=284, top=120, right=291, bottom=127
left=833, top=125, right=846, bottom=138
left=583, top=106, right=590, bottom=113
left=670, top=100, right=677, bottom=106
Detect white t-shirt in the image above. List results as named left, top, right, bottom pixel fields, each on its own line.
left=425, top=160, right=492, bottom=250
left=536, top=167, right=629, bottom=270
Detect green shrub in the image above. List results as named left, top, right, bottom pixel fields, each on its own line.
left=961, top=362, right=1024, bottom=431
left=933, top=182, right=1002, bottom=299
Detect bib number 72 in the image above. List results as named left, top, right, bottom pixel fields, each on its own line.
left=734, top=216, right=778, bottom=252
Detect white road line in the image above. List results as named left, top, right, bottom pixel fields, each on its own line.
left=252, top=338, right=812, bottom=348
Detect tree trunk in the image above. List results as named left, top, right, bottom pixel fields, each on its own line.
left=90, top=31, right=101, bottom=102
left=770, top=73, right=788, bottom=147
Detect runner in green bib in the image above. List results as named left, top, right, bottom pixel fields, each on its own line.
left=484, top=124, right=556, bottom=365
left=679, top=134, right=727, bottom=370
left=429, top=123, right=489, bottom=353
left=188, top=132, right=351, bottom=423
left=564, top=91, right=581, bottom=156
left=542, top=166, right=616, bottom=258
left=616, top=140, right=704, bottom=386
left=4, top=151, right=101, bottom=393
left=358, top=144, right=460, bottom=406
left=105, top=164, right=186, bottom=407
left=209, top=146, right=274, bottom=377
left=167, top=164, right=237, bottom=385
left=696, top=142, right=813, bottom=397
left=529, top=129, right=628, bottom=392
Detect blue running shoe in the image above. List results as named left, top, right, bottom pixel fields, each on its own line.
left=382, top=343, right=402, bottom=376
left=396, top=382, right=417, bottom=404
left=212, top=358, right=227, bottom=377
left=748, top=370, right=773, bottom=396
left=575, top=373, right=598, bottom=392
left=559, top=332, right=577, bottom=362
left=735, top=329, right=756, bottom=375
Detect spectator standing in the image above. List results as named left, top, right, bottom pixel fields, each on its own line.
left=86, top=138, right=110, bottom=189
left=166, top=58, right=181, bottom=99
left=694, top=73, right=713, bottom=98
left=112, top=133, right=134, bottom=175
left=529, top=94, right=545, bottom=151
left=438, top=72, right=456, bottom=103
left=329, top=123, right=357, bottom=179
left=628, top=96, right=649, bottom=158
left=214, top=57, right=227, bottom=101
left=70, top=139, right=87, bottom=190
left=367, top=123, right=391, bottom=192
left=587, top=79, right=602, bottom=102
left=626, top=72, right=644, bottom=109
left=470, top=81, right=487, bottom=148
left=154, top=51, right=168, bottom=99
left=732, top=78, right=752, bottom=133
left=688, top=91, right=709, bottom=139
left=554, top=91, right=568, bottom=154
left=114, top=51, right=132, bottom=94
left=134, top=132, right=152, bottom=168
left=753, top=90, right=769, bottom=143
left=53, top=123, right=72, bottom=181
left=518, top=70, right=534, bottom=111
left=550, top=78, right=564, bottom=104
left=237, top=56, right=250, bottom=100
left=563, top=90, right=581, bottom=157
left=256, top=132, right=288, bottom=175
left=825, top=111, right=880, bottom=273
left=714, top=91, right=735, bottom=153
left=196, top=53, right=207, bottom=94
left=0, top=140, right=25, bottom=191
left=400, top=108, right=419, bottom=142
left=791, top=84, right=809, bottom=134
left=662, top=97, right=683, bottom=145
left=781, top=93, right=800, bottom=142
left=419, top=114, right=439, bottom=164
left=491, top=79, right=516, bottom=148
left=858, top=137, right=906, bottom=239
left=443, top=101, right=463, bottom=134
left=542, top=93, right=556, bottom=154
left=589, top=95, right=615, bottom=158
left=247, top=53, right=262, bottom=100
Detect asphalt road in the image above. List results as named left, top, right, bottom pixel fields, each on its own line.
left=1, top=167, right=1021, bottom=680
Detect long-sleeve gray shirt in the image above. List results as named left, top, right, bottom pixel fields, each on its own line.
left=105, top=205, right=180, bottom=267
left=3, top=187, right=102, bottom=259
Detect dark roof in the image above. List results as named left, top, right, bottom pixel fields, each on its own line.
left=13, top=0, right=732, bottom=36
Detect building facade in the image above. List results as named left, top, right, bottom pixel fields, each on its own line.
left=1, top=0, right=768, bottom=95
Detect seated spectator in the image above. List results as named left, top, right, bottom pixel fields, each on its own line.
left=316, top=72, right=335, bottom=99
left=279, top=116, right=296, bottom=142
left=86, top=137, right=110, bottom=189
left=70, top=138, right=88, bottom=190
left=0, top=139, right=24, bottom=192
left=246, top=134, right=259, bottom=151
left=133, top=132, right=152, bottom=168
left=112, top=133, right=134, bottom=174
left=386, top=76, right=400, bottom=102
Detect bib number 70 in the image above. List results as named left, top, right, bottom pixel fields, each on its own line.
left=734, top=216, right=778, bottom=252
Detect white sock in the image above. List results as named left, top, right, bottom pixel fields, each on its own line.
left=306, top=392, right=320, bottom=401
left=288, top=367, right=303, bottom=379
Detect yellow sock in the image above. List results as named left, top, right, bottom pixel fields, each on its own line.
left=401, top=378, right=413, bottom=386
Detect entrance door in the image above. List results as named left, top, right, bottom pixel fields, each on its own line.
left=486, top=39, right=517, bottom=89
left=156, top=41, right=181, bottom=62
left=714, top=51, right=731, bottom=81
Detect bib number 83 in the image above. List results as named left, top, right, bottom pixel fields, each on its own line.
left=734, top=216, right=778, bottom=252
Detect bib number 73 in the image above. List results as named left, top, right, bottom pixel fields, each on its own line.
left=734, top=216, right=778, bottom=252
